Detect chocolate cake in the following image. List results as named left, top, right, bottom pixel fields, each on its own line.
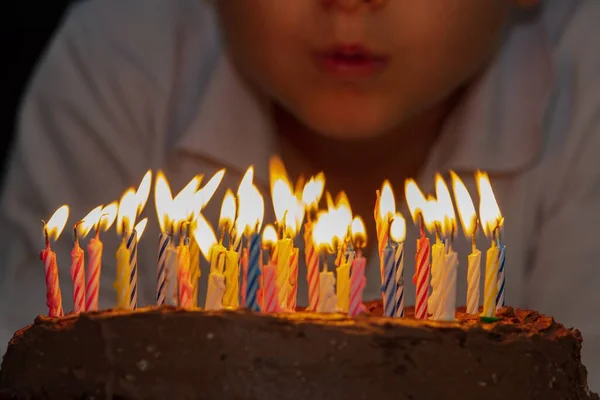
left=0, top=302, right=597, bottom=400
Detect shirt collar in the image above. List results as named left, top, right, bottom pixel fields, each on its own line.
left=176, top=3, right=577, bottom=179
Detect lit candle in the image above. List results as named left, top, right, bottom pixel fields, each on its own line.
left=287, top=248, right=299, bottom=311
left=348, top=217, right=367, bottom=316
left=435, top=175, right=458, bottom=321
left=40, top=205, right=69, bottom=317
left=375, top=181, right=395, bottom=283
left=83, top=203, right=117, bottom=312
left=220, top=190, right=240, bottom=309
left=237, top=167, right=265, bottom=312
left=477, top=172, right=504, bottom=318
left=154, top=171, right=174, bottom=306
left=260, top=225, right=279, bottom=312
left=188, top=236, right=201, bottom=307
left=452, top=172, right=481, bottom=315
left=405, top=180, right=431, bottom=320
left=326, top=193, right=352, bottom=313
left=194, top=212, right=226, bottom=311
left=390, top=213, right=406, bottom=318
left=301, top=173, right=325, bottom=311
left=313, top=211, right=338, bottom=313
left=70, top=223, right=86, bottom=314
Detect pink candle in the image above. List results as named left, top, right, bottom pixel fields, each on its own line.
left=413, top=224, right=430, bottom=320
left=177, top=243, right=193, bottom=308
left=304, top=222, right=319, bottom=311
left=240, top=248, right=249, bottom=307
left=287, top=248, right=299, bottom=311
left=70, top=235, right=86, bottom=314
left=40, top=246, right=64, bottom=317
left=261, top=263, right=279, bottom=312
left=85, top=235, right=103, bottom=311
left=348, top=251, right=367, bottom=316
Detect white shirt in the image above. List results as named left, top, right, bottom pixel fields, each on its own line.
left=1, top=0, right=599, bottom=389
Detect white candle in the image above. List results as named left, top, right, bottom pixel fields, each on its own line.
left=317, top=271, right=337, bottom=313
left=205, top=272, right=226, bottom=310
left=438, top=247, right=458, bottom=321
left=428, top=240, right=444, bottom=319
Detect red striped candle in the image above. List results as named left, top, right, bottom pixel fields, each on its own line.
left=40, top=247, right=64, bottom=317
left=413, top=229, right=430, bottom=320
left=70, top=240, right=86, bottom=314
left=304, top=223, right=319, bottom=311
left=85, top=237, right=103, bottom=311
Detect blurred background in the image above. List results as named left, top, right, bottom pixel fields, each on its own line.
left=1, top=1, right=74, bottom=184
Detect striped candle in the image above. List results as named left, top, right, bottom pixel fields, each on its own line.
left=240, top=248, right=249, bottom=307
left=428, top=241, right=444, bottom=319
left=205, top=272, right=226, bottom=310
left=126, top=230, right=138, bottom=309
left=394, top=242, right=405, bottom=318
left=165, top=243, right=179, bottom=306
left=70, top=240, right=86, bottom=314
left=466, top=249, right=481, bottom=314
left=156, top=233, right=170, bottom=306
left=246, top=233, right=261, bottom=312
left=274, top=238, right=292, bottom=310
left=414, top=230, right=430, bottom=320
left=40, top=247, right=64, bottom=317
left=482, top=244, right=500, bottom=317
left=376, top=219, right=389, bottom=282
left=495, top=244, right=506, bottom=311
left=223, top=250, right=240, bottom=308
left=114, top=240, right=131, bottom=309
left=85, top=237, right=103, bottom=311
left=437, top=249, right=458, bottom=321
left=348, top=254, right=366, bottom=316
left=382, top=243, right=396, bottom=317
left=189, top=238, right=201, bottom=307
left=261, top=263, right=279, bottom=312
left=317, top=271, right=337, bottom=313
left=177, top=243, right=193, bottom=308
left=287, top=248, right=299, bottom=311
left=304, top=223, right=320, bottom=311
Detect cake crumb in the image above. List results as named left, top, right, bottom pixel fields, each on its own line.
left=137, top=359, right=149, bottom=372
left=146, top=345, right=156, bottom=353
left=125, top=374, right=136, bottom=382
left=478, top=381, right=487, bottom=387
left=491, top=373, right=498, bottom=384
left=207, top=332, right=215, bottom=340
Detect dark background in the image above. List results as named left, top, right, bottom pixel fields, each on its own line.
left=1, top=1, right=74, bottom=179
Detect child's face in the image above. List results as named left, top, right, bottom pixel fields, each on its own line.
left=216, top=1, right=517, bottom=140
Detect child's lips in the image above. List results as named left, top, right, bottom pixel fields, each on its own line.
left=312, top=44, right=390, bottom=79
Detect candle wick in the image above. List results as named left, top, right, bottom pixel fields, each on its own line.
left=73, top=221, right=83, bottom=246
left=471, top=218, right=478, bottom=252
left=41, top=220, right=50, bottom=248
left=418, top=212, right=426, bottom=239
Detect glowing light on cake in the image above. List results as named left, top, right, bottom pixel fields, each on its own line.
left=405, top=179, right=431, bottom=320
left=451, top=171, right=481, bottom=315
left=476, top=171, right=505, bottom=317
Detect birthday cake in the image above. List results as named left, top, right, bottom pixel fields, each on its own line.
left=0, top=302, right=597, bottom=400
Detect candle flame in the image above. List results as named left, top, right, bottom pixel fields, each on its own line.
left=45, top=205, right=70, bottom=241
left=450, top=171, right=477, bottom=237
left=173, top=175, right=202, bottom=223
left=192, top=169, right=226, bottom=215
left=98, top=202, right=118, bottom=232
left=236, top=166, right=264, bottom=235
left=476, top=171, right=503, bottom=238
left=154, top=171, right=174, bottom=234
left=192, top=213, right=217, bottom=262
left=435, top=174, right=456, bottom=238
left=390, top=212, right=407, bottom=243
left=330, top=192, right=352, bottom=241
left=117, top=189, right=139, bottom=236
left=312, top=211, right=336, bottom=254
left=135, top=170, right=152, bottom=216
left=405, top=179, right=428, bottom=224
left=78, top=205, right=103, bottom=238
left=377, top=181, right=396, bottom=223
left=269, top=156, right=295, bottom=224
left=219, top=189, right=236, bottom=231
left=424, top=195, right=440, bottom=234
left=134, top=218, right=148, bottom=241
left=302, top=172, right=325, bottom=209
left=262, top=224, right=278, bottom=247
left=350, top=216, right=367, bottom=248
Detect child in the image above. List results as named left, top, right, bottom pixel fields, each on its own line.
left=0, top=0, right=598, bottom=388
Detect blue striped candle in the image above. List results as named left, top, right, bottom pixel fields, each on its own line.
left=381, top=243, right=396, bottom=317
left=394, top=242, right=405, bottom=318
left=157, top=233, right=171, bottom=305
left=245, top=233, right=261, bottom=312
left=126, top=229, right=138, bottom=309
left=495, top=243, right=506, bottom=310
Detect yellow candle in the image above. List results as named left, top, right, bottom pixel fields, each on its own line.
left=275, top=238, right=292, bottom=309
left=189, top=238, right=201, bottom=307
left=114, top=240, right=131, bottom=309
left=317, top=271, right=337, bottom=313
left=210, top=243, right=227, bottom=274
left=335, top=262, right=350, bottom=313
left=428, top=241, right=444, bottom=319
left=482, top=244, right=500, bottom=317
left=222, top=250, right=240, bottom=308
left=205, top=272, right=226, bottom=310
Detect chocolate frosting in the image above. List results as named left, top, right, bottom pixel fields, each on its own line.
left=1, top=302, right=597, bottom=400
